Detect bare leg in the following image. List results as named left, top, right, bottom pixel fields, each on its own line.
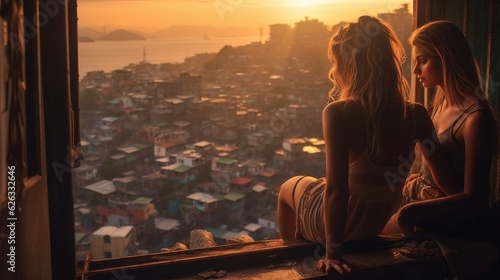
left=380, top=212, right=403, bottom=235
left=278, top=176, right=316, bottom=239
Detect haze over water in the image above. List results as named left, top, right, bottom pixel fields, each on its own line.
left=78, top=36, right=261, bottom=76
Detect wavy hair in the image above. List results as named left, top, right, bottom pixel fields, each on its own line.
left=409, top=21, right=495, bottom=115
left=327, top=16, right=410, bottom=160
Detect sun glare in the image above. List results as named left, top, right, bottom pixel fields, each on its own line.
left=300, top=0, right=313, bottom=6
left=295, top=0, right=329, bottom=7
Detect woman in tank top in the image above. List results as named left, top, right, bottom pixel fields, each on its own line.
left=384, top=20, right=499, bottom=238
left=277, top=16, right=460, bottom=275
left=383, top=20, right=500, bottom=279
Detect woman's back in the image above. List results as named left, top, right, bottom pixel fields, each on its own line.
left=322, top=100, right=429, bottom=241
left=331, top=100, right=418, bottom=167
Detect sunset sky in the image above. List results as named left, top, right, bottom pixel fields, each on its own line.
left=78, top=0, right=412, bottom=33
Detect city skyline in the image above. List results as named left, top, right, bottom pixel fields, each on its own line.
left=78, top=0, right=412, bottom=33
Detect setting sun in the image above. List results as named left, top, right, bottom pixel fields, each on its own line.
left=299, top=0, right=314, bottom=6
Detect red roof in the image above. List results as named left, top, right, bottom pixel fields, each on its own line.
left=156, top=141, right=178, bottom=148
left=259, top=171, right=275, bottom=178
left=230, top=177, right=252, bottom=185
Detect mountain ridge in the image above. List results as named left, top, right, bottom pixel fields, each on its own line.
left=97, top=29, right=146, bottom=41
left=79, top=25, right=259, bottom=40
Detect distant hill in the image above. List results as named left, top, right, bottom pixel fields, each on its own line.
left=97, top=29, right=146, bottom=41
left=131, top=30, right=160, bottom=39
left=154, top=25, right=258, bottom=38
left=79, top=27, right=158, bottom=40
left=78, top=25, right=258, bottom=40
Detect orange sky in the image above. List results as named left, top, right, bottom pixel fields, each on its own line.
left=78, top=0, right=412, bottom=33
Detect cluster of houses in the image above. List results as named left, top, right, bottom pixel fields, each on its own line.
left=73, top=8, right=411, bottom=262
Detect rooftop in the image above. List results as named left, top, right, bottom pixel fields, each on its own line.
left=244, top=223, right=262, bottom=232
left=111, top=225, right=134, bottom=237
left=92, top=226, right=118, bottom=236
left=303, top=145, right=322, bottom=154
left=194, top=140, right=212, bottom=148
left=116, top=146, right=140, bottom=154
left=130, top=197, right=153, bottom=205
left=216, top=157, right=237, bottom=165
left=155, top=141, right=178, bottom=148
left=84, top=180, right=116, bottom=195
left=252, top=184, right=268, bottom=193
left=109, top=153, right=126, bottom=160
left=230, top=177, right=252, bottom=185
left=187, top=192, right=221, bottom=204
left=259, top=170, right=276, bottom=178
left=113, top=176, right=136, bottom=184
left=154, top=217, right=181, bottom=232
left=73, top=164, right=95, bottom=172
left=173, top=165, right=192, bottom=173
left=224, top=193, right=246, bottom=202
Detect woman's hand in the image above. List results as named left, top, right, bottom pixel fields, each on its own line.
left=317, top=257, right=351, bottom=275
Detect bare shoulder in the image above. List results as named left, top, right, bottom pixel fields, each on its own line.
left=322, top=100, right=360, bottom=119
left=462, top=109, right=497, bottom=138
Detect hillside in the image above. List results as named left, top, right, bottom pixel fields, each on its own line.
left=97, top=29, right=146, bottom=41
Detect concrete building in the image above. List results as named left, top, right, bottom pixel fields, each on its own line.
left=180, top=192, right=223, bottom=226
left=90, top=226, right=137, bottom=260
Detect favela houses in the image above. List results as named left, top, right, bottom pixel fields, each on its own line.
left=74, top=4, right=414, bottom=261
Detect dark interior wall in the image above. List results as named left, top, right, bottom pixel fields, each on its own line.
left=1, top=0, right=77, bottom=279
left=0, top=0, right=53, bottom=279
left=38, top=0, right=78, bottom=279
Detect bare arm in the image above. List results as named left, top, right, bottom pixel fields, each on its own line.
left=461, top=111, right=494, bottom=202
left=318, top=102, right=350, bottom=274
left=400, top=109, right=495, bottom=233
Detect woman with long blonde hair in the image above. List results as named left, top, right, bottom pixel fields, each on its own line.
left=384, top=20, right=500, bottom=279
left=388, top=20, right=499, bottom=234
left=277, top=16, right=457, bottom=275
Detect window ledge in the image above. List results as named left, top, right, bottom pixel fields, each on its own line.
left=79, top=234, right=454, bottom=279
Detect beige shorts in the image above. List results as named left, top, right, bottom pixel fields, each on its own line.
left=296, top=177, right=326, bottom=243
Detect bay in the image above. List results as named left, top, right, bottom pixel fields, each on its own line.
left=78, top=36, right=261, bottom=76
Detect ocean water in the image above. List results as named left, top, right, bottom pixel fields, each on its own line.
left=78, top=36, right=261, bottom=76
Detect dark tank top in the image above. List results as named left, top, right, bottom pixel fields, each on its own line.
left=419, top=103, right=483, bottom=191
left=418, top=103, right=496, bottom=238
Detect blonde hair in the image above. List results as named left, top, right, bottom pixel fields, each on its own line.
left=409, top=21, right=492, bottom=113
left=327, top=16, right=409, bottom=160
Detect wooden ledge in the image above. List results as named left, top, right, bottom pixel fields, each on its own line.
left=80, top=235, right=449, bottom=280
